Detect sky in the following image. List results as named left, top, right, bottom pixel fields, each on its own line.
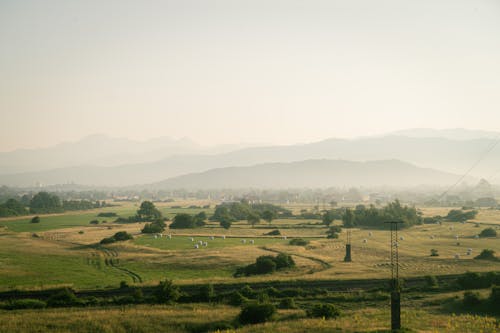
left=1, top=0, right=499, bottom=151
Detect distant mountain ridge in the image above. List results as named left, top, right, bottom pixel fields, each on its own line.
left=150, top=159, right=468, bottom=189
left=0, top=128, right=498, bottom=187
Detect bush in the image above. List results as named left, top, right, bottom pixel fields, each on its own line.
left=306, top=303, right=341, bottom=319
left=89, top=219, right=99, bottom=225
left=30, top=216, right=40, bottom=224
left=430, top=249, right=439, bottom=257
left=463, top=291, right=482, bottom=307
left=457, top=272, right=492, bottom=289
left=238, top=302, right=276, bottom=325
left=326, top=225, right=342, bottom=239
left=228, top=291, right=249, bottom=306
left=97, top=212, right=117, bottom=217
left=474, top=249, right=498, bottom=261
left=264, top=229, right=281, bottom=236
left=198, top=284, right=215, bottom=302
left=234, top=254, right=295, bottom=277
left=4, top=299, right=46, bottom=310
left=141, top=221, right=165, bottom=233
left=113, top=231, right=133, bottom=241
left=47, top=288, right=81, bottom=307
left=155, top=279, right=180, bottom=304
left=489, top=286, right=500, bottom=308
left=289, top=238, right=309, bottom=246
left=479, top=228, right=497, bottom=238
left=278, top=297, right=297, bottom=309
left=255, top=257, right=277, bottom=274
left=424, top=275, right=439, bottom=288
left=446, top=209, right=478, bottom=222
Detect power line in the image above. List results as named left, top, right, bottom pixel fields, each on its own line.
left=438, top=135, right=500, bottom=200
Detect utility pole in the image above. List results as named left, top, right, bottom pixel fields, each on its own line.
left=385, top=221, right=402, bottom=331
left=344, top=228, right=352, bottom=262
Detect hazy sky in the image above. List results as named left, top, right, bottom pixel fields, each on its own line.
left=1, top=0, right=499, bottom=151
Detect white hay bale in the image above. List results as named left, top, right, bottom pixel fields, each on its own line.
left=222, top=235, right=226, bottom=239
left=368, top=232, right=373, bottom=237
left=203, top=242, right=208, bottom=247
left=363, top=239, right=367, bottom=243
left=250, top=240, right=254, bottom=244
left=241, top=239, right=246, bottom=244
left=210, top=236, right=214, bottom=240
left=168, top=235, right=172, bottom=239
left=399, top=236, right=404, bottom=241
left=154, top=235, right=158, bottom=239
left=283, top=236, right=287, bottom=240
left=190, top=237, right=194, bottom=242
left=194, top=244, right=199, bottom=249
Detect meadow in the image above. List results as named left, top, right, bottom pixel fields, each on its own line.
left=0, top=201, right=499, bottom=332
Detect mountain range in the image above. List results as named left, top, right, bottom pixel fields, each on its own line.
left=0, top=128, right=498, bottom=188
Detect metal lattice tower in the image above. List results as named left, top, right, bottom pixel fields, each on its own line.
left=385, top=220, right=402, bottom=331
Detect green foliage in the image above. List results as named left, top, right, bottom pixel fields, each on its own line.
left=97, top=212, right=117, bottom=217
left=155, top=279, right=180, bottom=304
left=322, top=209, right=342, bottom=226
left=247, top=213, right=260, bottom=227
left=30, top=216, right=40, bottom=224
left=278, top=297, right=297, bottom=309
left=430, top=249, right=439, bottom=257
left=169, top=213, right=195, bottom=228
left=479, top=228, right=497, bottom=238
left=141, top=220, right=166, bottom=233
left=220, top=218, right=232, bottom=229
left=425, top=275, right=439, bottom=288
left=326, top=225, right=342, bottom=239
left=89, top=219, right=99, bottom=224
left=238, top=302, right=276, bottom=325
left=136, top=201, right=162, bottom=221
left=0, top=198, right=28, bottom=217
left=100, top=231, right=133, bottom=244
left=47, top=288, right=82, bottom=307
left=62, top=200, right=101, bottom=211
left=4, top=299, right=47, bottom=310
left=446, top=209, right=478, bottom=222
left=198, top=284, right=215, bottom=302
left=228, top=291, right=249, bottom=306
left=261, top=210, right=276, bottom=224
left=234, top=253, right=295, bottom=277
left=457, top=272, right=494, bottom=289
left=341, top=200, right=422, bottom=229
left=306, top=303, right=341, bottom=319
left=264, top=229, right=281, bottom=236
left=489, top=286, right=500, bottom=308
left=474, top=249, right=498, bottom=261
left=463, top=291, right=482, bottom=307
left=289, top=238, right=309, bottom=246
left=30, top=192, right=63, bottom=214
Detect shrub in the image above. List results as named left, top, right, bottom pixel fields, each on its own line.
left=4, top=299, right=46, bottom=310
left=238, top=302, right=276, bottom=325
left=141, top=221, right=165, bottom=234
left=479, top=228, right=497, bottom=238
left=89, top=219, right=99, bottom=225
left=489, top=286, right=500, bottom=308
left=255, top=257, right=277, bottom=274
left=457, top=272, right=492, bottom=289
left=278, top=297, right=297, bottom=309
left=113, top=231, right=133, bottom=241
left=264, top=229, right=281, bottom=236
left=97, top=212, right=117, bottom=217
left=474, top=249, right=498, bottom=261
left=306, top=303, right=341, bottom=319
left=234, top=254, right=295, bottom=277
left=425, top=275, right=439, bottom=288
left=430, top=249, right=439, bottom=257
left=30, top=216, right=40, bottom=224
left=155, top=279, right=180, bottom=304
left=326, top=225, right=342, bottom=239
left=47, top=288, right=81, bottom=307
left=198, top=284, right=215, bottom=302
left=100, top=237, right=115, bottom=244
left=274, top=253, right=295, bottom=269
left=228, top=291, right=249, bottom=306
left=463, top=291, right=482, bottom=307
left=289, top=238, right=309, bottom=246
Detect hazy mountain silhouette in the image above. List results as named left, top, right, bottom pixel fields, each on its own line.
left=0, top=129, right=498, bottom=187
left=150, top=159, right=467, bottom=189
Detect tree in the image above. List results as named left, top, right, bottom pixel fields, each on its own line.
left=322, top=210, right=335, bottom=226
left=326, top=226, right=341, bottom=239
left=136, top=201, right=162, bottom=221
left=155, top=279, right=180, bottom=304
left=220, top=217, right=232, bottom=230
left=169, top=213, right=195, bottom=229
left=261, top=210, right=276, bottom=225
left=30, top=216, right=40, bottom=224
left=247, top=213, right=260, bottom=228
left=30, top=192, right=63, bottom=214
left=342, top=208, right=355, bottom=228
left=479, top=228, right=497, bottom=238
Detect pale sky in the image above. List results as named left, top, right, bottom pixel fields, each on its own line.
left=1, top=0, right=499, bottom=151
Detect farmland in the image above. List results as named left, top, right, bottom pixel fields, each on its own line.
left=0, top=200, right=499, bottom=332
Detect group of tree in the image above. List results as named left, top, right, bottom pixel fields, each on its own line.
left=341, top=200, right=422, bottom=229
left=100, top=231, right=134, bottom=244
left=234, top=253, right=295, bottom=277
left=445, top=209, right=478, bottom=222
left=136, top=201, right=168, bottom=234
left=0, top=192, right=109, bottom=217
left=210, top=201, right=291, bottom=229
left=169, top=212, right=206, bottom=229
